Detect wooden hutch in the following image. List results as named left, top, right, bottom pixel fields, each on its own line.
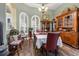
left=55, top=7, right=79, bottom=48
left=41, top=19, right=52, bottom=32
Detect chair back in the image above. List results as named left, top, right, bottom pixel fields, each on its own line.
left=18, top=35, right=22, bottom=40
left=46, top=32, right=60, bottom=52
left=8, top=35, right=14, bottom=45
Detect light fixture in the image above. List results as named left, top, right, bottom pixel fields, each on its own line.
left=38, top=3, right=49, bottom=20
left=38, top=4, right=52, bottom=32
left=38, top=4, right=48, bottom=12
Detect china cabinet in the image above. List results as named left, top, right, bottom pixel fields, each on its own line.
left=55, top=7, right=79, bottom=48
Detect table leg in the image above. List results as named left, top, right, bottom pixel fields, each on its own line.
left=16, top=45, right=20, bottom=56
left=20, top=43, right=22, bottom=50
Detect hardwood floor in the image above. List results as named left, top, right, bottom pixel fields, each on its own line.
left=13, top=37, right=79, bottom=56
left=58, top=44, right=79, bottom=56
left=15, top=38, right=34, bottom=56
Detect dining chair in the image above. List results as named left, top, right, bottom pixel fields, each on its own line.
left=18, top=35, right=24, bottom=50
left=8, top=35, right=16, bottom=55
left=8, top=35, right=23, bottom=55
left=42, top=32, right=60, bottom=56
left=33, top=33, right=38, bottom=55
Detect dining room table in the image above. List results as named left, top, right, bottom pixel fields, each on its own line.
left=34, top=32, right=63, bottom=49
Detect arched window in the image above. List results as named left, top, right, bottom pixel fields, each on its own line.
left=31, top=15, right=40, bottom=32
left=19, top=12, right=29, bottom=34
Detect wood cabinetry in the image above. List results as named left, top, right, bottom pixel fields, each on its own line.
left=60, top=32, right=79, bottom=48
left=55, top=8, right=79, bottom=48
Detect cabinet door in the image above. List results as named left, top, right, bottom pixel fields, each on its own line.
left=68, top=14, right=74, bottom=27
left=58, top=18, right=63, bottom=27
left=63, top=14, right=73, bottom=27
left=64, top=16, right=68, bottom=27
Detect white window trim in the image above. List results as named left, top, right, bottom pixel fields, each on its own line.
left=19, top=12, right=29, bottom=34
left=31, top=15, right=40, bottom=32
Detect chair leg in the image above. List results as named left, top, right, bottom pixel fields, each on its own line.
left=16, top=46, right=20, bottom=56
left=40, top=46, right=44, bottom=55
left=46, top=51, right=48, bottom=56
left=35, top=48, right=37, bottom=55
left=43, top=49, right=48, bottom=56
left=20, top=43, right=22, bottom=50
left=55, top=49, right=58, bottom=56
left=16, top=49, right=19, bottom=56
left=42, top=47, right=46, bottom=56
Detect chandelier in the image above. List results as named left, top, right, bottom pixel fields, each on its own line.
left=38, top=4, right=52, bottom=32
left=38, top=3, right=49, bottom=20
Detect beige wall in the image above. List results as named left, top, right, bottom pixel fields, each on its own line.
left=6, top=3, right=16, bottom=29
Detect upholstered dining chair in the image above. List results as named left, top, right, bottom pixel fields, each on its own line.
left=42, top=32, right=60, bottom=56
left=18, top=35, right=24, bottom=45
left=8, top=35, right=23, bottom=55
left=8, top=35, right=16, bottom=55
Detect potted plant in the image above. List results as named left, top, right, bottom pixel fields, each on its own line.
left=9, top=29, right=19, bottom=41
left=9, top=29, right=19, bottom=35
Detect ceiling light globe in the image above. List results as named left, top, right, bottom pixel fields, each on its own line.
left=38, top=8, right=41, bottom=11
left=42, top=6, right=45, bottom=9
left=45, top=7, right=48, bottom=11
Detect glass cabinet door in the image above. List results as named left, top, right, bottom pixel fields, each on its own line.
left=58, top=18, right=63, bottom=27
left=63, top=14, right=73, bottom=27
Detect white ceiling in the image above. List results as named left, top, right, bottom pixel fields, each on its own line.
left=25, top=3, right=63, bottom=10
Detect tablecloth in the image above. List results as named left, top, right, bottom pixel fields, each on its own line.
left=36, top=35, right=63, bottom=49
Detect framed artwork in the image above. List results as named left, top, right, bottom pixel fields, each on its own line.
left=7, top=18, right=12, bottom=29
left=6, top=14, right=13, bottom=34
left=7, top=18, right=10, bottom=29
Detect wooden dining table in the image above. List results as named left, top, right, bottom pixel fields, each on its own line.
left=34, top=32, right=63, bottom=49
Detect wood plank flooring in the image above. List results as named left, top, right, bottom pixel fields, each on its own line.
left=14, top=37, right=79, bottom=56
left=58, top=44, right=79, bottom=56
left=15, top=39, right=34, bottom=56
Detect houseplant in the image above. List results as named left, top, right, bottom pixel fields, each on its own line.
left=9, top=29, right=19, bottom=36
left=9, top=29, right=19, bottom=41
